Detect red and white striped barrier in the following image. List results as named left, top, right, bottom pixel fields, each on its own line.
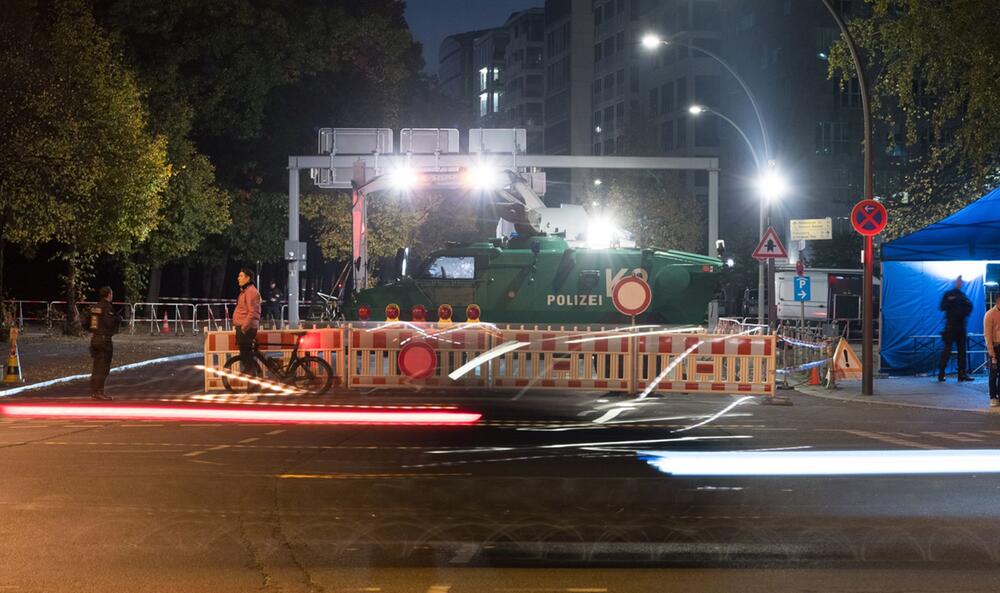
left=203, top=328, right=346, bottom=392
left=348, top=323, right=493, bottom=389
left=491, top=329, right=631, bottom=391
left=634, top=333, right=775, bottom=395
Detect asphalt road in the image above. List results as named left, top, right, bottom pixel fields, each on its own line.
left=4, top=361, right=1000, bottom=592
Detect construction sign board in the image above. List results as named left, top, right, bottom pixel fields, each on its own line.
left=832, top=337, right=863, bottom=380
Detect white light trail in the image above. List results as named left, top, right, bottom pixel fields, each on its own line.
left=565, top=326, right=703, bottom=344
left=642, top=449, right=1000, bottom=476
left=196, top=364, right=298, bottom=395
left=448, top=341, right=529, bottom=380
left=672, top=396, right=755, bottom=432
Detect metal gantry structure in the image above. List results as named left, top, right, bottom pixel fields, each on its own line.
left=285, top=127, right=720, bottom=328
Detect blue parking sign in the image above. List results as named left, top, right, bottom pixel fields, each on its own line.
left=794, top=276, right=811, bottom=301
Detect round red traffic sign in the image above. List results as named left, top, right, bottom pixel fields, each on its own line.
left=397, top=342, right=437, bottom=379
left=851, top=200, right=887, bottom=236
left=612, top=275, right=652, bottom=317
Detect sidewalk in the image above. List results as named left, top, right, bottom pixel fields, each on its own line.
left=796, top=375, right=996, bottom=413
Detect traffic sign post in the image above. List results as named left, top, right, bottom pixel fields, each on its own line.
left=752, top=226, right=786, bottom=329
left=851, top=199, right=887, bottom=396
left=794, top=275, right=811, bottom=327
left=612, top=275, right=651, bottom=393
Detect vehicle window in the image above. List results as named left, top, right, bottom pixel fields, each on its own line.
left=423, top=256, right=475, bottom=279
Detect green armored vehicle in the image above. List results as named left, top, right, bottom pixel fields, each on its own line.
left=347, top=234, right=721, bottom=324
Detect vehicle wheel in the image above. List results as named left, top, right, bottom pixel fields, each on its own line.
left=287, top=356, right=334, bottom=395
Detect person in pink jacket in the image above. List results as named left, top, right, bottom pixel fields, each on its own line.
left=233, top=267, right=262, bottom=378
left=986, top=299, right=1000, bottom=407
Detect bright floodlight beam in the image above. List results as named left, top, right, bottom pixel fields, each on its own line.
left=466, top=165, right=504, bottom=190
left=756, top=168, right=788, bottom=201
left=641, top=33, right=664, bottom=49
left=387, top=167, right=419, bottom=191
left=688, top=104, right=707, bottom=115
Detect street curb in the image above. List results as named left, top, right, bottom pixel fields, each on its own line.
left=793, top=385, right=996, bottom=415
left=0, top=352, right=202, bottom=398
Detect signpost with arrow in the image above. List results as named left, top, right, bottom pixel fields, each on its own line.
left=752, top=226, right=787, bottom=327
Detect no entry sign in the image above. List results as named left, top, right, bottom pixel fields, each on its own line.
left=851, top=200, right=887, bottom=236
left=612, top=275, right=651, bottom=317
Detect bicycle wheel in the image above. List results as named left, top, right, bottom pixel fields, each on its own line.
left=220, top=355, right=265, bottom=393
left=286, top=355, right=333, bottom=395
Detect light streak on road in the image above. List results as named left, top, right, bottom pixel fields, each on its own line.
left=642, top=449, right=1000, bottom=476
left=672, top=396, right=755, bottom=432
left=591, top=406, right=635, bottom=424
left=448, top=341, right=529, bottom=380
left=430, top=434, right=750, bottom=454
left=196, top=364, right=298, bottom=395
left=0, top=403, right=482, bottom=425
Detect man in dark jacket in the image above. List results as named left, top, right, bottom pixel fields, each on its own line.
left=939, top=276, right=974, bottom=382
left=88, top=286, right=119, bottom=400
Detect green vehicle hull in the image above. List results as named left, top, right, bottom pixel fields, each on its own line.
left=348, top=235, right=721, bottom=324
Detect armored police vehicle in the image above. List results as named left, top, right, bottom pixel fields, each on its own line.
left=348, top=234, right=721, bottom=324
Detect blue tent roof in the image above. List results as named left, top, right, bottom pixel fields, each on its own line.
left=882, top=185, right=1000, bottom=261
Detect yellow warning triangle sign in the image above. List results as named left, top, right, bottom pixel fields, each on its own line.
left=832, top=337, right=863, bottom=380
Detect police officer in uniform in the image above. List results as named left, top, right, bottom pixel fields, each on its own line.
left=939, top=276, right=974, bottom=382
left=88, top=286, right=119, bottom=400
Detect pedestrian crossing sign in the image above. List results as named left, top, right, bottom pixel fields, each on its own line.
left=752, top=227, right=788, bottom=260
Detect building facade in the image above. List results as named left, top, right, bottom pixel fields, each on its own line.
left=501, top=8, right=546, bottom=152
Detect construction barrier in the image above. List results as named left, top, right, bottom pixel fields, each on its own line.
left=200, top=323, right=778, bottom=396
left=491, top=328, right=631, bottom=391
left=635, top=333, right=776, bottom=395
left=203, top=328, right=346, bottom=392
left=348, top=323, right=493, bottom=389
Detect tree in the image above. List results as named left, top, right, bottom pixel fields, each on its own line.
left=808, top=228, right=863, bottom=269
left=0, top=0, right=170, bottom=332
left=585, top=171, right=704, bottom=252
left=828, top=0, right=1000, bottom=238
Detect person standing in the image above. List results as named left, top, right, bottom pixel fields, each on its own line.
left=88, top=286, right=119, bottom=400
left=939, top=276, right=974, bottom=382
left=233, top=267, right=262, bottom=379
left=266, top=280, right=283, bottom=327
left=985, top=299, right=1000, bottom=406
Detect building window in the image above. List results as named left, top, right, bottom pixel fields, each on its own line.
left=593, top=142, right=602, bottom=155
left=615, top=31, right=625, bottom=52
left=594, top=42, right=602, bottom=63
left=479, top=67, right=488, bottom=92
left=648, top=88, right=659, bottom=116
left=604, top=106, right=615, bottom=132
left=675, top=77, right=687, bottom=111
left=629, top=65, right=639, bottom=92
left=616, top=135, right=625, bottom=154
left=676, top=119, right=687, bottom=148
left=816, top=121, right=850, bottom=154
left=694, top=116, right=718, bottom=146
left=616, top=101, right=625, bottom=122
left=479, top=93, right=489, bottom=117
left=603, top=138, right=615, bottom=154
left=616, top=69, right=625, bottom=96
left=695, top=75, right=720, bottom=108
left=595, top=3, right=604, bottom=25
left=593, top=79, right=602, bottom=98
left=693, top=1, right=720, bottom=30
left=603, top=73, right=614, bottom=100
left=660, top=120, right=674, bottom=150
left=493, top=91, right=502, bottom=113
left=838, top=77, right=861, bottom=107
left=661, top=81, right=674, bottom=114
left=527, top=47, right=543, bottom=67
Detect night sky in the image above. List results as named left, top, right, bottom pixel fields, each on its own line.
left=405, top=0, right=542, bottom=74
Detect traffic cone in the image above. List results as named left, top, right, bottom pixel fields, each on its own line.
left=161, top=311, right=170, bottom=334
left=808, top=365, right=821, bottom=386
left=4, top=328, right=23, bottom=384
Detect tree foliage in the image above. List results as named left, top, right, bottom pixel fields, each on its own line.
left=585, top=172, right=704, bottom=252
left=829, top=0, right=1000, bottom=238
left=0, top=0, right=171, bottom=329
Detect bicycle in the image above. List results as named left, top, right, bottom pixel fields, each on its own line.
left=314, top=291, right=345, bottom=323
left=221, top=330, right=333, bottom=395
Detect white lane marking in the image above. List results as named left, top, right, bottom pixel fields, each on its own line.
left=239, top=437, right=260, bottom=444
left=922, top=431, right=983, bottom=443
left=266, top=429, right=285, bottom=435
left=591, top=407, right=633, bottom=424
left=426, top=585, right=451, bottom=593
left=673, top=397, right=755, bottom=433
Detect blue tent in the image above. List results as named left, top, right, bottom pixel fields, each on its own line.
left=880, top=186, right=1000, bottom=374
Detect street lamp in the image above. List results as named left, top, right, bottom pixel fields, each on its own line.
left=645, top=32, right=775, bottom=327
